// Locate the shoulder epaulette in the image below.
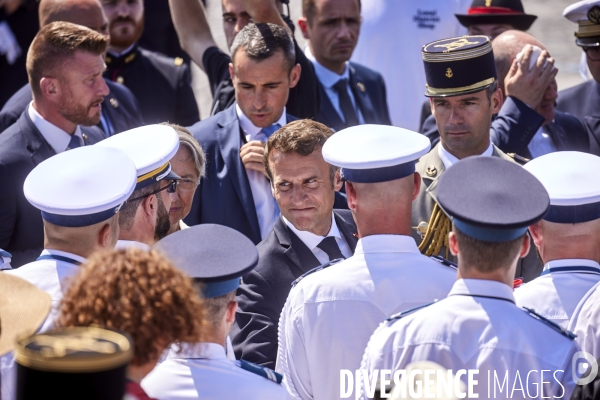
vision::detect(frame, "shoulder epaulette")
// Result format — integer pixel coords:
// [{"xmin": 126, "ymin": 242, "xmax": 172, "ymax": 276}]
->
[
  {"xmin": 386, "ymin": 301, "xmax": 436, "ymax": 322},
  {"xmin": 507, "ymin": 153, "xmax": 530, "ymax": 165},
  {"xmin": 0, "ymin": 250, "xmax": 12, "ymax": 258},
  {"xmin": 429, "ymin": 255, "xmax": 457, "ymax": 270},
  {"xmin": 523, "ymin": 307, "xmax": 577, "ymax": 339},
  {"xmin": 235, "ymin": 360, "xmax": 282, "ymax": 384},
  {"xmin": 291, "ymin": 258, "xmax": 344, "ymax": 287}
]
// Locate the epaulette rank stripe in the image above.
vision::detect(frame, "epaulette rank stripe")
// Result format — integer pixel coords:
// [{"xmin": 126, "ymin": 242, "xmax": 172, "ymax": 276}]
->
[
  {"xmin": 523, "ymin": 307, "xmax": 577, "ymax": 339},
  {"xmin": 236, "ymin": 360, "xmax": 282, "ymax": 384},
  {"xmin": 429, "ymin": 255, "xmax": 458, "ymax": 269},
  {"xmin": 291, "ymin": 258, "xmax": 344, "ymax": 287},
  {"xmin": 386, "ymin": 301, "xmax": 436, "ymax": 322}
]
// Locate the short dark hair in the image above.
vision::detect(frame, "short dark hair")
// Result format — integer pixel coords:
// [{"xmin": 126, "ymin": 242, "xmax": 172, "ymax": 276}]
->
[
  {"xmin": 264, "ymin": 119, "xmax": 337, "ymax": 185},
  {"xmin": 230, "ymin": 23, "xmax": 295, "ymax": 72},
  {"xmin": 26, "ymin": 21, "xmax": 108, "ymax": 96},
  {"xmin": 193, "ymin": 283, "xmax": 236, "ymax": 328},
  {"xmin": 118, "ymin": 181, "xmax": 162, "ymax": 231},
  {"xmin": 485, "ymin": 80, "xmax": 499, "ymax": 103},
  {"xmin": 453, "ymin": 224, "xmax": 525, "ymax": 273},
  {"xmin": 302, "ymin": 0, "xmax": 361, "ymax": 24}
]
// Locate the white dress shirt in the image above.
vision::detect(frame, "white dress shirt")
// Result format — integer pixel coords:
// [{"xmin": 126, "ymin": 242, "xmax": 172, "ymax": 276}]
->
[
  {"xmin": 275, "ymin": 235, "xmax": 456, "ymax": 400},
  {"xmin": 568, "ymin": 280, "xmax": 600, "ymax": 358},
  {"xmin": 237, "ymin": 104, "xmax": 282, "ymax": 240},
  {"xmin": 28, "ymin": 102, "xmax": 83, "ymax": 153},
  {"xmin": 2, "ymin": 249, "xmax": 86, "ymax": 400},
  {"xmin": 142, "ymin": 342, "xmax": 288, "ymax": 399},
  {"xmin": 515, "ymin": 259, "xmax": 600, "ymax": 328},
  {"xmin": 115, "ymin": 240, "xmax": 151, "ymax": 251},
  {"xmin": 527, "ymin": 125, "xmax": 558, "ymax": 158},
  {"xmin": 305, "ymin": 47, "xmax": 364, "ymax": 125},
  {"xmin": 282, "ymin": 213, "xmax": 352, "ymax": 264},
  {"xmin": 359, "ymin": 279, "xmax": 580, "ymax": 400},
  {"xmin": 438, "ymin": 140, "xmax": 494, "ymax": 170}
]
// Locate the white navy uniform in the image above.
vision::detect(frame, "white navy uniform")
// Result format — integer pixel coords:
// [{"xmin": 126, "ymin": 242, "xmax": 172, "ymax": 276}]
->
[
  {"xmin": 568, "ymin": 281, "xmax": 600, "ymax": 358},
  {"xmin": 515, "ymin": 259, "xmax": 600, "ymax": 328},
  {"xmin": 142, "ymin": 342, "xmax": 287, "ymax": 399},
  {"xmin": 359, "ymin": 279, "xmax": 580, "ymax": 400},
  {"xmin": 115, "ymin": 240, "xmax": 151, "ymax": 251},
  {"xmin": 275, "ymin": 235, "xmax": 456, "ymax": 400}
]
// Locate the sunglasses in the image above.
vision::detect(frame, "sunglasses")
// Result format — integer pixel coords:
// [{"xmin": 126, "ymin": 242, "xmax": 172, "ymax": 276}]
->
[{"xmin": 127, "ymin": 180, "xmax": 178, "ymax": 203}]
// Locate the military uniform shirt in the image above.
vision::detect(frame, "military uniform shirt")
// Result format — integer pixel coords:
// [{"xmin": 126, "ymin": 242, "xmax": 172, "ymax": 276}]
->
[
  {"xmin": 515, "ymin": 259, "xmax": 600, "ymax": 328},
  {"xmin": 275, "ymin": 234, "xmax": 456, "ymax": 400},
  {"xmin": 568, "ymin": 281, "xmax": 600, "ymax": 358},
  {"xmin": 141, "ymin": 342, "xmax": 288, "ymax": 399},
  {"xmin": 358, "ymin": 279, "xmax": 579, "ymax": 400}
]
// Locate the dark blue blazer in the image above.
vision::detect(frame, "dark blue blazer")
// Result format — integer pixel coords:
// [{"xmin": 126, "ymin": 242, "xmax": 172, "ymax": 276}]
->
[
  {"xmin": 184, "ymin": 104, "xmax": 298, "ymax": 244},
  {"xmin": 0, "ymin": 80, "xmax": 144, "ymax": 135},
  {"xmin": 316, "ymin": 62, "xmax": 391, "ymax": 132},
  {"xmin": 231, "ymin": 210, "xmax": 358, "ymax": 369},
  {"xmin": 0, "ymin": 108, "xmax": 105, "ymax": 268},
  {"xmin": 557, "ymin": 80, "xmax": 600, "ymax": 156}
]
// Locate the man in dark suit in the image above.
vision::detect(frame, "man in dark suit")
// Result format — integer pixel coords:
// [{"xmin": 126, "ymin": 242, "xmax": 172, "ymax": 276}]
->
[
  {"xmin": 185, "ymin": 23, "xmax": 300, "ymax": 245},
  {"xmin": 0, "ymin": 22, "xmax": 106, "ymax": 268},
  {"xmin": 102, "ymin": 0, "xmax": 199, "ymax": 126},
  {"xmin": 230, "ymin": 120, "xmax": 358, "ymax": 369},
  {"xmin": 298, "ymin": 0, "xmax": 391, "ymax": 131},
  {"xmin": 0, "ymin": 0, "xmax": 144, "ymax": 135}
]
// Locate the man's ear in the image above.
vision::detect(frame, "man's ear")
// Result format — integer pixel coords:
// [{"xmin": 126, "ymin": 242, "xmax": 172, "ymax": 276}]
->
[
  {"xmin": 491, "ymin": 87, "xmax": 503, "ymax": 114},
  {"xmin": 98, "ymin": 222, "xmax": 112, "ymax": 248},
  {"xmin": 333, "ymin": 169, "xmax": 343, "ymax": 192},
  {"xmin": 228, "ymin": 62, "xmax": 235, "ymax": 82},
  {"xmin": 448, "ymin": 231, "xmax": 459, "ymax": 256},
  {"xmin": 141, "ymin": 194, "xmax": 156, "ymax": 217},
  {"xmin": 519, "ymin": 232, "xmax": 531, "ymax": 259},
  {"xmin": 39, "ymin": 77, "xmax": 59, "ymax": 100},
  {"xmin": 412, "ymin": 172, "xmax": 421, "ymax": 201},
  {"xmin": 345, "ymin": 181, "xmax": 357, "ymax": 211},
  {"xmin": 289, "ymin": 63, "xmax": 301, "ymax": 89},
  {"xmin": 225, "ymin": 301, "xmax": 237, "ymax": 324},
  {"xmin": 298, "ymin": 17, "xmax": 310, "ymax": 40}
]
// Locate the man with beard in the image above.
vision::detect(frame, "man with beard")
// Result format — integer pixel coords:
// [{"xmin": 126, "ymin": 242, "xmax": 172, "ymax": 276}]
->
[
  {"xmin": 101, "ymin": 0, "xmax": 199, "ymax": 125},
  {"xmin": 97, "ymin": 124, "xmax": 182, "ymax": 249},
  {"xmin": 0, "ymin": 22, "xmax": 107, "ymax": 268}
]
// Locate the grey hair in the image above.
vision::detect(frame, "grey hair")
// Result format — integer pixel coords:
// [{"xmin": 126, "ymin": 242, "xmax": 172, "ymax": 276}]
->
[{"xmin": 161, "ymin": 123, "xmax": 206, "ymax": 178}]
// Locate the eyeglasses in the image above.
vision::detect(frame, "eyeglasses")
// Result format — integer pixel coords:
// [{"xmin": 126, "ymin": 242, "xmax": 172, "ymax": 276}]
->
[
  {"xmin": 583, "ymin": 46, "xmax": 600, "ymax": 62},
  {"xmin": 177, "ymin": 178, "xmax": 200, "ymax": 193},
  {"xmin": 127, "ymin": 180, "xmax": 178, "ymax": 203}
]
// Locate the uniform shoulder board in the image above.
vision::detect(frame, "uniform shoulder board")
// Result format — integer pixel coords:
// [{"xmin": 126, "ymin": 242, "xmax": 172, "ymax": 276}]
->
[
  {"xmin": 429, "ymin": 255, "xmax": 457, "ymax": 270},
  {"xmin": 174, "ymin": 57, "xmax": 184, "ymax": 66},
  {"xmin": 507, "ymin": 153, "xmax": 530, "ymax": 165},
  {"xmin": 386, "ymin": 301, "xmax": 436, "ymax": 322},
  {"xmin": 235, "ymin": 360, "xmax": 282, "ymax": 384},
  {"xmin": 291, "ymin": 258, "xmax": 344, "ymax": 287},
  {"xmin": 523, "ymin": 307, "xmax": 576, "ymax": 339}
]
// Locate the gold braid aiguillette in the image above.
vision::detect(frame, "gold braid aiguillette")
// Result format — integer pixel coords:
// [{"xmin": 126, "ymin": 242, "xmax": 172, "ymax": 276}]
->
[{"xmin": 418, "ymin": 203, "xmax": 451, "ymax": 258}]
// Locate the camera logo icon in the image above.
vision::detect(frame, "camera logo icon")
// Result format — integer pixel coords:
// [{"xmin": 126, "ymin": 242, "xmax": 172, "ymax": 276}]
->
[{"xmin": 573, "ymin": 351, "xmax": 598, "ymax": 385}]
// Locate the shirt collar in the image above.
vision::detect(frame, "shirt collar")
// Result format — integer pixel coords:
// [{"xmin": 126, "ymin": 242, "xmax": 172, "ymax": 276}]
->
[
  {"xmin": 304, "ymin": 46, "xmax": 350, "ymax": 88},
  {"xmin": 28, "ymin": 102, "xmax": 82, "ymax": 154},
  {"xmin": 542, "ymin": 259, "xmax": 600, "ymax": 273},
  {"xmin": 107, "ymin": 43, "xmax": 136, "ymax": 58},
  {"xmin": 355, "ymin": 234, "xmax": 420, "ymax": 255},
  {"xmin": 41, "ymin": 249, "xmax": 87, "ymax": 265},
  {"xmin": 448, "ymin": 278, "xmax": 515, "ymax": 302},
  {"xmin": 166, "ymin": 342, "xmax": 226, "ymax": 361},
  {"xmin": 236, "ymin": 104, "xmax": 287, "ymax": 140},
  {"xmin": 438, "ymin": 141, "xmax": 493, "ymax": 170},
  {"xmin": 115, "ymin": 240, "xmax": 151, "ymax": 251},
  {"xmin": 282, "ymin": 213, "xmax": 341, "ymax": 251}
]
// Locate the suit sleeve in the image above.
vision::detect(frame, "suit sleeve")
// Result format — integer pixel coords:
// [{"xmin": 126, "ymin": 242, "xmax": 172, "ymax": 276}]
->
[
  {"xmin": 490, "ymin": 96, "xmax": 544, "ymax": 155},
  {"xmin": 0, "ymin": 160, "xmax": 16, "ymax": 250},
  {"xmin": 232, "ymin": 269, "xmax": 284, "ymax": 370},
  {"xmin": 175, "ymin": 63, "xmax": 200, "ymax": 126}
]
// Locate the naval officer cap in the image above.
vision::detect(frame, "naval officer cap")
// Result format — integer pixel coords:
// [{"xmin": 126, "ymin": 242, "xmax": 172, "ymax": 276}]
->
[
  {"xmin": 322, "ymin": 125, "xmax": 430, "ymax": 183},
  {"xmin": 154, "ymin": 224, "xmax": 259, "ymax": 298},
  {"xmin": 422, "ymin": 35, "xmax": 497, "ymax": 97},
  {"xmin": 524, "ymin": 151, "xmax": 600, "ymax": 223},
  {"xmin": 23, "ymin": 146, "xmax": 137, "ymax": 227},
  {"xmin": 437, "ymin": 157, "xmax": 549, "ymax": 242},
  {"xmin": 564, "ymin": 0, "xmax": 600, "ymax": 47},
  {"xmin": 97, "ymin": 124, "xmax": 181, "ymax": 190}
]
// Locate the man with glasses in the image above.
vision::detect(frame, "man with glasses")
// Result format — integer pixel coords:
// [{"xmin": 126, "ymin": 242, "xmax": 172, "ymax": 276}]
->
[
  {"xmin": 97, "ymin": 124, "xmax": 181, "ymax": 250},
  {"xmin": 559, "ymin": 1, "xmax": 600, "ymax": 155}
]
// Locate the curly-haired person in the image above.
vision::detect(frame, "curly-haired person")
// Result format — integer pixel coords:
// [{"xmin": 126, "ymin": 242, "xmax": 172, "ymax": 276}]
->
[{"xmin": 57, "ymin": 248, "xmax": 206, "ymax": 400}]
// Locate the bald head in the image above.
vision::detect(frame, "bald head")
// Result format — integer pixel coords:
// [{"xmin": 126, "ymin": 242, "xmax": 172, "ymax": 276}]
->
[
  {"xmin": 39, "ymin": 0, "xmax": 109, "ymax": 37},
  {"xmin": 493, "ymin": 30, "xmax": 545, "ymax": 91}
]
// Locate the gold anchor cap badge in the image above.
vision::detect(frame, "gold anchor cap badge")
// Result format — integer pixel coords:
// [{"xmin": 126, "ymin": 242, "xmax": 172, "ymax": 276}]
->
[
  {"xmin": 485, "ymin": 0, "xmax": 492, "ymax": 7},
  {"xmin": 445, "ymin": 68, "xmax": 453, "ymax": 78}
]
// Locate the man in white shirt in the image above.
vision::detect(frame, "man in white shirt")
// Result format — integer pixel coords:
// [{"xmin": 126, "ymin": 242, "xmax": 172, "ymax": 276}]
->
[
  {"xmin": 276, "ymin": 125, "xmax": 457, "ymax": 400},
  {"xmin": 1, "ymin": 144, "xmax": 137, "ymax": 399},
  {"xmin": 231, "ymin": 119, "xmax": 358, "ymax": 369},
  {"xmin": 0, "ymin": 22, "xmax": 107, "ymax": 268}
]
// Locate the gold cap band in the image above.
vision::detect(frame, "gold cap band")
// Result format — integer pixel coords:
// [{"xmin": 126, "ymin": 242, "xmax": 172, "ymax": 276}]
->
[
  {"xmin": 576, "ymin": 20, "xmax": 600, "ymax": 38},
  {"xmin": 425, "ymin": 78, "xmax": 496, "ymax": 96},
  {"xmin": 136, "ymin": 162, "xmax": 169, "ymax": 183}
]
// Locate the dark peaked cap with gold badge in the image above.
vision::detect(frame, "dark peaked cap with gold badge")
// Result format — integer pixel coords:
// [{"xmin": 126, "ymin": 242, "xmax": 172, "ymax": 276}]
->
[{"xmin": 422, "ymin": 35, "xmax": 497, "ymax": 98}]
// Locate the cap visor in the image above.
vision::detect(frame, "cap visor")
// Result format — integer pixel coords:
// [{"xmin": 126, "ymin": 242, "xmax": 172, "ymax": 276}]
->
[{"xmin": 162, "ymin": 170, "xmax": 181, "ymax": 181}]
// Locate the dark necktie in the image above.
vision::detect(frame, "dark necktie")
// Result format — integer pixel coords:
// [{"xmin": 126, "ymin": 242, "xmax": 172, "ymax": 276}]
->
[
  {"xmin": 317, "ymin": 236, "xmax": 345, "ymax": 261},
  {"xmin": 68, "ymin": 135, "xmax": 81, "ymax": 150},
  {"xmin": 333, "ymin": 78, "xmax": 359, "ymax": 127}
]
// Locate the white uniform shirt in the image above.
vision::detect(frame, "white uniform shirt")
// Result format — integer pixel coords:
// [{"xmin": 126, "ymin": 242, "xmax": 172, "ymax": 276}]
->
[
  {"xmin": 142, "ymin": 342, "xmax": 288, "ymax": 399},
  {"xmin": 359, "ymin": 279, "xmax": 580, "ymax": 400},
  {"xmin": 2, "ymin": 249, "xmax": 85, "ymax": 400},
  {"xmin": 282, "ymin": 213, "xmax": 353, "ymax": 265},
  {"xmin": 237, "ymin": 105, "xmax": 283, "ymax": 240},
  {"xmin": 115, "ymin": 240, "xmax": 151, "ymax": 251},
  {"xmin": 28, "ymin": 102, "xmax": 84, "ymax": 152},
  {"xmin": 568, "ymin": 280, "xmax": 600, "ymax": 358},
  {"xmin": 275, "ymin": 234, "xmax": 456, "ymax": 400},
  {"xmin": 438, "ymin": 141, "xmax": 493, "ymax": 169},
  {"xmin": 350, "ymin": 0, "xmax": 470, "ymax": 130},
  {"xmin": 515, "ymin": 259, "xmax": 600, "ymax": 328}
]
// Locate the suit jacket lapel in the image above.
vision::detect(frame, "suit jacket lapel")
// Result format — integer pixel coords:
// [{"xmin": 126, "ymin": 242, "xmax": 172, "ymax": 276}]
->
[
  {"xmin": 20, "ymin": 107, "xmax": 55, "ymax": 166},
  {"xmin": 334, "ymin": 212, "xmax": 358, "ymax": 252},
  {"xmin": 349, "ymin": 63, "xmax": 376, "ymax": 123},
  {"xmin": 216, "ymin": 105, "xmax": 261, "ymax": 241},
  {"xmin": 420, "ymin": 144, "xmax": 446, "ymax": 205},
  {"xmin": 273, "ymin": 217, "xmax": 320, "ymax": 276}
]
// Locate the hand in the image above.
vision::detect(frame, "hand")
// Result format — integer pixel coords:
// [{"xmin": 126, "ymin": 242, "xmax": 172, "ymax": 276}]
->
[
  {"xmin": 240, "ymin": 140, "xmax": 268, "ymax": 177},
  {"xmin": 504, "ymin": 45, "xmax": 558, "ymax": 110}
]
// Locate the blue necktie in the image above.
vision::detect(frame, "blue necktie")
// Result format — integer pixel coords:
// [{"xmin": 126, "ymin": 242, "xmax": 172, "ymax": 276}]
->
[
  {"xmin": 68, "ymin": 135, "xmax": 81, "ymax": 150},
  {"xmin": 256, "ymin": 123, "xmax": 281, "ymax": 142}
]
